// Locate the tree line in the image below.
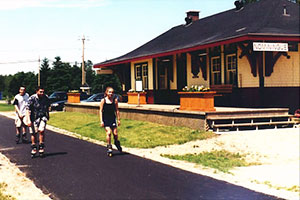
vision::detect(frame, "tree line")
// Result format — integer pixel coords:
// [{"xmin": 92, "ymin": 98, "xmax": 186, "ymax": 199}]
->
[
  {"xmin": 243, "ymin": 0, "xmax": 299, "ymax": 3},
  {"xmin": 0, "ymin": 56, "xmax": 122, "ymax": 100}
]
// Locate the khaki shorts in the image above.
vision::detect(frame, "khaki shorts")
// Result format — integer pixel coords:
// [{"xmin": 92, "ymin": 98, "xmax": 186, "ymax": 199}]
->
[
  {"xmin": 30, "ymin": 117, "xmax": 48, "ymax": 133},
  {"xmin": 15, "ymin": 116, "xmax": 27, "ymax": 128}
]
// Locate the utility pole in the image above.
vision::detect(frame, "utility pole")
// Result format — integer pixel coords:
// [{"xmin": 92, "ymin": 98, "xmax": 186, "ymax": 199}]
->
[
  {"xmin": 79, "ymin": 35, "xmax": 91, "ymax": 94},
  {"xmin": 81, "ymin": 35, "xmax": 86, "ymax": 86},
  {"xmin": 38, "ymin": 56, "xmax": 41, "ymax": 87}
]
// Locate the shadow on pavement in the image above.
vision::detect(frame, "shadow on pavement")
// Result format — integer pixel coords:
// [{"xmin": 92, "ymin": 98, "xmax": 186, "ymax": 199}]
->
[
  {"xmin": 43, "ymin": 152, "xmax": 68, "ymax": 158},
  {"xmin": 111, "ymin": 152, "xmax": 130, "ymax": 157}
]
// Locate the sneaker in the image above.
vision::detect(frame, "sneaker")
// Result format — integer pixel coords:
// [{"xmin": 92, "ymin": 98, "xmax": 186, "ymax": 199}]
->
[
  {"xmin": 114, "ymin": 140, "xmax": 122, "ymax": 153},
  {"xmin": 16, "ymin": 134, "xmax": 20, "ymax": 144},
  {"xmin": 39, "ymin": 143, "xmax": 45, "ymax": 154},
  {"xmin": 31, "ymin": 144, "xmax": 37, "ymax": 155},
  {"xmin": 22, "ymin": 136, "xmax": 28, "ymax": 143}
]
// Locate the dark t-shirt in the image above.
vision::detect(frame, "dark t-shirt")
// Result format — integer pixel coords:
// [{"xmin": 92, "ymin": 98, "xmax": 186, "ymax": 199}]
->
[
  {"xmin": 102, "ymin": 97, "xmax": 116, "ymax": 121},
  {"xmin": 27, "ymin": 94, "xmax": 50, "ymax": 121}
]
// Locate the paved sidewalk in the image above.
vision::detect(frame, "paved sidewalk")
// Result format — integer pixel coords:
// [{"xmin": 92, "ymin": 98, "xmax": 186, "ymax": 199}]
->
[
  {"xmin": 0, "ymin": 113, "xmax": 281, "ymax": 200},
  {"xmin": 1, "ymin": 111, "xmax": 299, "ymax": 199}
]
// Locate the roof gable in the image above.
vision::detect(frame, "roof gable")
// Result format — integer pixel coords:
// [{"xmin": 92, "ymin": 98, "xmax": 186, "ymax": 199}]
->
[{"xmin": 95, "ymin": 0, "xmax": 299, "ymax": 68}]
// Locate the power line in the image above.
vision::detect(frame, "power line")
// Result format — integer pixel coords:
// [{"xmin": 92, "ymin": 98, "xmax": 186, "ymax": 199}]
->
[
  {"xmin": 0, "ymin": 59, "xmax": 81, "ymax": 65},
  {"xmin": 0, "ymin": 60, "xmax": 39, "ymax": 65}
]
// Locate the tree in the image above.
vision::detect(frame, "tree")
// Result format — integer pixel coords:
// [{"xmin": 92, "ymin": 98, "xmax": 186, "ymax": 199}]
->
[
  {"xmin": 244, "ymin": 0, "xmax": 258, "ymax": 3},
  {"xmin": 0, "ymin": 75, "xmax": 6, "ymax": 99},
  {"xmin": 85, "ymin": 60, "xmax": 96, "ymax": 87},
  {"xmin": 1, "ymin": 56, "xmax": 123, "ymax": 97},
  {"xmin": 7, "ymin": 72, "xmax": 36, "ymax": 96},
  {"xmin": 69, "ymin": 63, "xmax": 81, "ymax": 90},
  {"xmin": 243, "ymin": 0, "xmax": 299, "ymax": 4},
  {"xmin": 0, "ymin": 75, "xmax": 5, "ymax": 92},
  {"xmin": 47, "ymin": 56, "xmax": 73, "ymax": 93},
  {"xmin": 40, "ymin": 58, "xmax": 51, "ymax": 92},
  {"xmin": 92, "ymin": 74, "xmax": 122, "ymax": 94}
]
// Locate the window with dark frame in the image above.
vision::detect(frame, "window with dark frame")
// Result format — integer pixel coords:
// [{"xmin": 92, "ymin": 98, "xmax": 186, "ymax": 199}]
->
[{"xmin": 159, "ymin": 64, "xmax": 167, "ymax": 90}]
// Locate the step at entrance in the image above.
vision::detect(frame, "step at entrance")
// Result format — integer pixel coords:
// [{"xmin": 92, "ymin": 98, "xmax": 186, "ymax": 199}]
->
[{"xmin": 206, "ymin": 108, "xmax": 299, "ymax": 133}]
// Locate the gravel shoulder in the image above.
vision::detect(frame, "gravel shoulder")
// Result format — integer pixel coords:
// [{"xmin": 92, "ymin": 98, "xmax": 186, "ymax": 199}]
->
[{"xmin": 0, "ymin": 111, "xmax": 299, "ymax": 200}]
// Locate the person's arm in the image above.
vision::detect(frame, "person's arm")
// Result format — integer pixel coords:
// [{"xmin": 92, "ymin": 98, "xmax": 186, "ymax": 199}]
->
[
  {"xmin": 12, "ymin": 98, "xmax": 21, "ymax": 117},
  {"xmin": 114, "ymin": 98, "xmax": 120, "ymax": 126},
  {"xmin": 99, "ymin": 99, "xmax": 104, "ymax": 127},
  {"xmin": 45, "ymin": 95, "xmax": 50, "ymax": 120},
  {"xmin": 25, "ymin": 97, "xmax": 32, "ymax": 127}
]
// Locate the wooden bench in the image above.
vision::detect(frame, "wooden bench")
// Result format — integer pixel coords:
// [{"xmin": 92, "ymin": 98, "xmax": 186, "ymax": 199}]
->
[{"xmin": 210, "ymin": 84, "xmax": 233, "ymax": 95}]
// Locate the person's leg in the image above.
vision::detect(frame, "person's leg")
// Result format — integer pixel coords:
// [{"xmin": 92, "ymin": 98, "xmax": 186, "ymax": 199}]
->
[
  {"xmin": 30, "ymin": 126, "xmax": 38, "ymax": 156},
  {"xmin": 39, "ymin": 131, "xmax": 45, "ymax": 144},
  {"xmin": 105, "ymin": 127, "xmax": 112, "ymax": 145},
  {"xmin": 37, "ymin": 118, "xmax": 47, "ymax": 155},
  {"xmin": 15, "ymin": 118, "xmax": 22, "ymax": 144},
  {"xmin": 113, "ymin": 128, "xmax": 122, "ymax": 152},
  {"xmin": 112, "ymin": 127, "xmax": 118, "ymax": 141},
  {"xmin": 105, "ymin": 127, "xmax": 113, "ymax": 155},
  {"xmin": 31, "ymin": 132, "xmax": 36, "ymax": 144},
  {"xmin": 16, "ymin": 127, "xmax": 21, "ymax": 143},
  {"xmin": 38, "ymin": 131, "xmax": 45, "ymax": 155},
  {"xmin": 21, "ymin": 118, "xmax": 28, "ymax": 142}
]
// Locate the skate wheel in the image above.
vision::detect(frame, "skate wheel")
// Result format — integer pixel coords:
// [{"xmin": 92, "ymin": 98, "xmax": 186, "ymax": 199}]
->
[{"xmin": 107, "ymin": 153, "xmax": 113, "ymax": 157}]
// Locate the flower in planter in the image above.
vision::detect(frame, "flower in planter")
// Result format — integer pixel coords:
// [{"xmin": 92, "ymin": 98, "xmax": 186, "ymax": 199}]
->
[
  {"xmin": 68, "ymin": 90, "xmax": 80, "ymax": 93},
  {"xmin": 128, "ymin": 89, "xmax": 145, "ymax": 93},
  {"xmin": 182, "ymin": 85, "xmax": 210, "ymax": 92},
  {"xmin": 128, "ymin": 89, "xmax": 135, "ymax": 93}
]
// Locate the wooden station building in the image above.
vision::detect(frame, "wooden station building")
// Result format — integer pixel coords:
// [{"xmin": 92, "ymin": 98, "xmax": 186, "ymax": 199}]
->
[{"xmin": 94, "ymin": 0, "xmax": 300, "ymax": 113}]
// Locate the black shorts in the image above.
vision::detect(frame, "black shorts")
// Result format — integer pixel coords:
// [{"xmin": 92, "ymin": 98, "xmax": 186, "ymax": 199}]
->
[{"xmin": 103, "ymin": 119, "xmax": 117, "ymax": 128}]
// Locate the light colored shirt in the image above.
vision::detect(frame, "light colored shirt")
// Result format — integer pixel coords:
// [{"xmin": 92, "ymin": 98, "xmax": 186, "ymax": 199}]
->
[{"xmin": 13, "ymin": 93, "xmax": 29, "ymax": 116}]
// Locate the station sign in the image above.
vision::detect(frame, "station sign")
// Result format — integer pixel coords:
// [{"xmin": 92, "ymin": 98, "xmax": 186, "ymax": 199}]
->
[{"xmin": 253, "ymin": 42, "xmax": 288, "ymax": 52}]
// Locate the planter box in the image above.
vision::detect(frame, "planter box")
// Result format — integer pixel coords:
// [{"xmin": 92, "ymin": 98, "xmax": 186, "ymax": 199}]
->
[
  {"xmin": 67, "ymin": 93, "xmax": 80, "ymax": 103},
  {"xmin": 178, "ymin": 91, "xmax": 216, "ymax": 111},
  {"xmin": 127, "ymin": 92, "xmax": 147, "ymax": 104}
]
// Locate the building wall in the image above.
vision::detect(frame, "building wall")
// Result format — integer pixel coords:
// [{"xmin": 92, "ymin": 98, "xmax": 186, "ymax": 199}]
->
[
  {"xmin": 170, "ymin": 55, "xmax": 177, "ymax": 90},
  {"xmin": 237, "ymin": 47, "xmax": 260, "ymax": 88},
  {"xmin": 186, "ymin": 53, "xmax": 209, "ymax": 88},
  {"xmin": 185, "ymin": 46, "xmax": 265, "ymax": 89},
  {"xmin": 265, "ymin": 45, "xmax": 300, "ymax": 87},
  {"xmin": 130, "ymin": 59, "xmax": 154, "ymax": 91},
  {"xmin": 236, "ymin": 45, "xmax": 300, "ymax": 88}
]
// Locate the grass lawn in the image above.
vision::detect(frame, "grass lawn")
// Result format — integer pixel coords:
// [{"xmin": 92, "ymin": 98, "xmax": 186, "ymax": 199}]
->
[
  {"xmin": 49, "ymin": 112, "xmax": 215, "ymax": 148},
  {"xmin": 162, "ymin": 150, "xmax": 255, "ymax": 173},
  {"xmin": 0, "ymin": 104, "xmax": 14, "ymax": 112}
]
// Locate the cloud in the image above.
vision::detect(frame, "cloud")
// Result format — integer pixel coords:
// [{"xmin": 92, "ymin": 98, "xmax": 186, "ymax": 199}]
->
[{"xmin": 0, "ymin": 0, "xmax": 106, "ymax": 10}]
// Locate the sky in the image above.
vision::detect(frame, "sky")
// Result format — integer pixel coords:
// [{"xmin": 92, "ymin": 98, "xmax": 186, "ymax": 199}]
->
[{"xmin": 0, "ymin": 0, "xmax": 236, "ymax": 75}]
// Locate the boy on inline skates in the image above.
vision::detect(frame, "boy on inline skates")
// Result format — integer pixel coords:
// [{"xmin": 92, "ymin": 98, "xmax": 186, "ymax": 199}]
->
[{"xmin": 26, "ymin": 87, "xmax": 50, "ymax": 158}]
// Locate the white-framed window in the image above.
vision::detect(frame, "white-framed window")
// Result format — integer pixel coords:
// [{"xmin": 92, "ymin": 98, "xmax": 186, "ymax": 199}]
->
[
  {"xmin": 225, "ymin": 54, "xmax": 237, "ymax": 85},
  {"xmin": 135, "ymin": 63, "xmax": 148, "ymax": 90},
  {"xmin": 211, "ymin": 56, "xmax": 221, "ymax": 85}
]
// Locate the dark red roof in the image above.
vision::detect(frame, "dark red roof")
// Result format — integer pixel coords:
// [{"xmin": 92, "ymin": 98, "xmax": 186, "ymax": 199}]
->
[{"xmin": 94, "ymin": 0, "xmax": 300, "ymax": 68}]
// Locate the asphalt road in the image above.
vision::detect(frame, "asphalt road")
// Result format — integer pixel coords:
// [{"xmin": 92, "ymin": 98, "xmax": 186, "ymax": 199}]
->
[{"xmin": 0, "ymin": 115, "xmax": 281, "ymax": 200}]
